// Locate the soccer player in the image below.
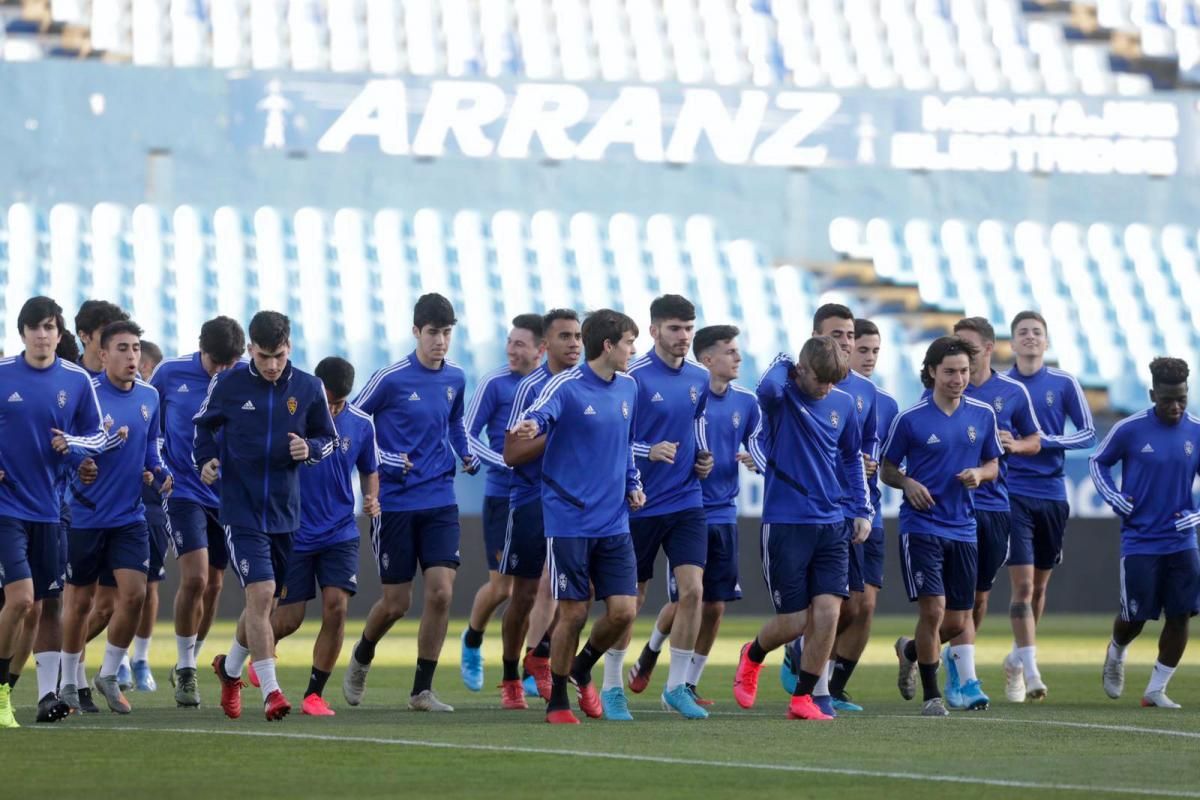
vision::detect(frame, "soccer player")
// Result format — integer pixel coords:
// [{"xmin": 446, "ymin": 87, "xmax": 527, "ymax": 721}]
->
[
  {"xmin": 131, "ymin": 339, "xmax": 168, "ymax": 691},
  {"xmin": 732, "ymin": 336, "xmax": 871, "ymax": 721},
  {"xmin": 150, "ymin": 315, "xmax": 246, "ymax": 707},
  {"xmin": 510, "ymin": 309, "xmax": 644, "ymax": 724},
  {"xmin": 0, "ymin": 296, "xmax": 105, "ymax": 728},
  {"xmin": 342, "ymin": 293, "xmax": 480, "ymax": 713},
  {"xmin": 500, "ymin": 309, "xmax": 583, "ymax": 709},
  {"xmin": 270, "ymin": 357, "xmax": 379, "ymax": 717},
  {"xmin": 1093, "ymin": 357, "xmax": 1200, "ymax": 709},
  {"xmin": 940, "ymin": 318, "xmax": 1042, "ymax": 711},
  {"xmin": 459, "ymin": 314, "xmax": 545, "ymax": 692},
  {"xmin": 883, "ymin": 336, "xmax": 1001, "ymax": 717},
  {"xmin": 74, "ymin": 300, "xmax": 129, "ymax": 376},
  {"xmin": 1003, "ymin": 311, "xmax": 1096, "ymax": 701},
  {"xmin": 203, "ymin": 311, "xmax": 337, "ymax": 721},
  {"xmin": 60, "ymin": 320, "xmax": 172, "ymax": 714},
  {"xmin": 616, "ymin": 295, "xmax": 712, "ymax": 721}
]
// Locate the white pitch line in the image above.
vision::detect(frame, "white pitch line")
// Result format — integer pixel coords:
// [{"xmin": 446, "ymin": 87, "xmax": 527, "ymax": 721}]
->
[
  {"xmin": 52, "ymin": 726, "xmax": 1200, "ymax": 799},
  {"xmin": 890, "ymin": 714, "xmax": 1200, "ymax": 740}
]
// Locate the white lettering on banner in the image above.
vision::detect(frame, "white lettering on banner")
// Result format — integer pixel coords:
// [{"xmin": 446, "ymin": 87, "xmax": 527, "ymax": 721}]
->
[
  {"xmin": 751, "ymin": 92, "xmax": 840, "ymax": 167},
  {"xmin": 576, "ymin": 86, "xmax": 665, "ymax": 162},
  {"xmin": 317, "ymin": 80, "xmax": 410, "ymax": 155},
  {"xmin": 665, "ymin": 89, "xmax": 768, "ymax": 164},
  {"xmin": 412, "ymin": 81, "xmax": 507, "ymax": 158},
  {"xmin": 496, "ymin": 83, "xmax": 590, "ymax": 160}
]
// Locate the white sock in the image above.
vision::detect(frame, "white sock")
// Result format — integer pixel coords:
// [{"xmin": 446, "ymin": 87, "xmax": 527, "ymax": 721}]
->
[
  {"xmin": 176, "ymin": 634, "xmax": 197, "ymax": 669},
  {"xmin": 1146, "ymin": 661, "xmax": 1176, "ymax": 695},
  {"xmin": 1016, "ymin": 645, "xmax": 1040, "ymax": 680},
  {"xmin": 685, "ymin": 654, "xmax": 708, "ymax": 687},
  {"xmin": 121, "ymin": 653, "xmax": 131, "ymax": 671},
  {"xmin": 648, "ymin": 626, "xmax": 668, "ymax": 653},
  {"xmin": 813, "ymin": 659, "xmax": 831, "ymax": 696},
  {"xmin": 225, "ymin": 638, "xmax": 250, "ymax": 678},
  {"xmin": 100, "ymin": 642, "xmax": 127, "ymax": 679},
  {"xmin": 77, "ymin": 653, "xmax": 88, "ymax": 687},
  {"xmin": 61, "ymin": 652, "xmax": 82, "ymax": 689},
  {"xmin": 1108, "ymin": 640, "xmax": 1128, "ymax": 662},
  {"xmin": 132, "ymin": 636, "xmax": 151, "ymax": 663},
  {"xmin": 34, "ymin": 651, "xmax": 60, "ymax": 698},
  {"xmin": 602, "ymin": 648, "xmax": 626, "ymax": 691},
  {"xmin": 949, "ymin": 644, "xmax": 978, "ymax": 683},
  {"xmin": 194, "ymin": 639, "xmax": 205, "ymax": 661},
  {"xmin": 666, "ymin": 647, "xmax": 693, "ymax": 691},
  {"xmin": 253, "ymin": 658, "xmax": 280, "ymax": 700}
]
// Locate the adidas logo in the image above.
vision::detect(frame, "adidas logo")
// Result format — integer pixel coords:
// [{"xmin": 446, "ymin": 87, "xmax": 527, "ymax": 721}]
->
[
  {"xmin": 241, "ymin": 400, "xmax": 256, "ymax": 411},
  {"xmin": 7, "ymin": 392, "xmax": 21, "ymax": 402},
  {"xmin": 927, "ymin": 434, "xmax": 941, "ymax": 444},
  {"xmin": 350, "ymin": 574, "xmax": 357, "ymax": 585},
  {"xmin": 178, "ymin": 384, "xmax": 190, "ymax": 393},
  {"xmin": 408, "ymin": 392, "xmax": 421, "ymax": 401},
  {"xmin": 651, "ymin": 392, "xmax": 664, "ymax": 402},
  {"xmin": 584, "ymin": 405, "xmax": 597, "ymax": 415},
  {"xmin": 1142, "ymin": 443, "xmax": 1155, "ymax": 453}
]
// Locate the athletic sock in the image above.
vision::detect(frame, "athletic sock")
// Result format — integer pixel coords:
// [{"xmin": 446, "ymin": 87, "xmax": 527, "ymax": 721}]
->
[
  {"xmin": 121, "ymin": 653, "xmax": 132, "ymax": 672},
  {"xmin": 411, "ymin": 658, "xmax": 437, "ymax": 696},
  {"xmin": 648, "ymin": 625, "xmax": 668, "ymax": 653},
  {"xmin": 306, "ymin": 666, "xmax": 331, "ymax": 698},
  {"xmin": 99, "ymin": 642, "xmax": 127, "ymax": 679},
  {"xmin": 600, "ymin": 647, "xmax": 625, "ymax": 690},
  {"xmin": 6, "ymin": 674, "xmax": 17, "ymax": 689},
  {"xmin": 176, "ymin": 634, "xmax": 198, "ymax": 670},
  {"xmin": 253, "ymin": 658, "xmax": 280, "ymax": 699},
  {"xmin": 1146, "ymin": 661, "xmax": 1176, "ymax": 695},
  {"xmin": 572, "ymin": 642, "xmax": 603, "ymax": 687},
  {"xmin": 829, "ymin": 656, "xmax": 858, "ymax": 699},
  {"xmin": 813, "ymin": 660, "xmax": 832, "ymax": 696},
  {"xmin": 1108, "ymin": 639, "xmax": 1128, "ymax": 662},
  {"xmin": 225, "ymin": 638, "xmax": 250, "ymax": 679},
  {"xmin": 795, "ymin": 669, "xmax": 820, "ymax": 697},
  {"xmin": 132, "ymin": 636, "xmax": 151, "ymax": 663},
  {"xmin": 685, "ymin": 653, "xmax": 708, "ymax": 687},
  {"xmin": 0, "ymin": 656, "xmax": 10, "ymax": 686},
  {"xmin": 949, "ymin": 644, "xmax": 978, "ymax": 683},
  {"xmin": 503, "ymin": 658, "xmax": 520, "ymax": 682},
  {"xmin": 34, "ymin": 651, "xmax": 60, "ymax": 698},
  {"xmin": 61, "ymin": 652, "xmax": 82, "ymax": 688},
  {"xmin": 193, "ymin": 639, "xmax": 205, "ymax": 661},
  {"xmin": 77, "ymin": 654, "xmax": 88, "ymax": 687},
  {"xmin": 665, "ymin": 648, "xmax": 693, "ymax": 692},
  {"xmin": 904, "ymin": 639, "xmax": 918, "ymax": 662},
  {"xmin": 548, "ymin": 672, "xmax": 570, "ymax": 711},
  {"xmin": 464, "ymin": 626, "xmax": 484, "ymax": 649},
  {"xmin": 532, "ymin": 634, "xmax": 551, "ymax": 659},
  {"xmin": 747, "ymin": 637, "xmax": 768, "ymax": 664},
  {"xmin": 354, "ymin": 635, "xmax": 378, "ymax": 665},
  {"xmin": 918, "ymin": 661, "xmax": 940, "ymax": 700},
  {"xmin": 1016, "ymin": 645, "xmax": 1040, "ymax": 681}
]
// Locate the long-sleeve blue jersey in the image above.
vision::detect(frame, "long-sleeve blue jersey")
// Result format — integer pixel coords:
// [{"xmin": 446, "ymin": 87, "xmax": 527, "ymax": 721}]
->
[
  {"xmin": 296, "ymin": 403, "xmax": 379, "ymax": 552},
  {"xmin": 0, "ymin": 355, "xmax": 105, "ymax": 523},
  {"xmin": 1005, "ymin": 365, "xmax": 1096, "ymax": 501},
  {"xmin": 701, "ymin": 382, "xmax": 764, "ymax": 524},
  {"xmin": 465, "ymin": 366, "xmax": 523, "ymax": 498},
  {"xmin": 757, "ymin": 358, "xmax": 870, "ymax": 525},
  {"xmin": 883, "ymin": 396, "xmax": 1003, "ymax": 542},
  {"xmin": 870, "ymin": 387, "xmax": 899, "ymax": 530},
  {"xmin": 837, "ymin": 370, "xmax": 878, "ymax": 519},
  {"xmin": 68, "ymin": 373, "xmax": 169, "ymax": 528},
  {"xmin": 1090, "ymin": 409, "xmax": 1200, "ymax": 557},
  {"xmin": 964, "ymin": 370, "xmax": 1042, "ymax": 512},
  {"xmin": 522, "ymin": 362, "xmax": 641, "ymax": 538},
  {"xmin": 627, "ymin": 350, "xmax": 708, "ymax": 518},
  {"xmin": 354, "ymin": 352, "xmax": 472, "ymax": 512},
  {"xmin": 506, "ymin": 363, "xmax": 554, "ymax": 510},
  {"xmin": 193, "ymin": 361, "xmax": 337, "ymax": 532},
  {"xmin": 151, "ymin": 353, "xmax": 247, "ymax": 507}
]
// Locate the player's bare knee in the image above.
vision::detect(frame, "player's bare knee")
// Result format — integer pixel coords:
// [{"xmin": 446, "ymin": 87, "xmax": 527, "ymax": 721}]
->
[
  {"xmin": 4, "ymin": 590, "xmax": 35, "ymax": 619},
  {"xmin": 178, "ymin": 572, "xmax": 206, "ymax": 598},
  {"xmin": 425, "ymin": 584, "xmax": 452, "ymax": 613},
  {"xmin": 1009, "ymin": 600, "xmax": 1033, "ymax": 619}
]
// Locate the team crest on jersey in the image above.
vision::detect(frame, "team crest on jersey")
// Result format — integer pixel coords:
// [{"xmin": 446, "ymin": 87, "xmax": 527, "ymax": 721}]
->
[
  {"xmin": 993, "ymin": 395, "xmax": 1004, "ymax": 412},
  {"xmin": 856, "ymin": 395, "xmax": 864, "ymax": 414},
  {"xmin": 57, "ymin": 390, "xmax": 67, "ymax": 408},
  {"xmin": 621, "ymin": 400, "xmax": 630, "ymax": 419},
  {"xmin": 830, "ymin": 410, "xmax": 840, "ymax": 428},
  {"xmin": 1187, "ymin": 441, "xmax": 1195, "ymax": 456},
  {"xmin": 689, "ymin": 385, "xmax": 699, "ymax": 405},
  {"xmin": 341, "ymin": 436, "xmax": 351, "ymax": 453},
  {"xmin": 967, "ymin": 425, "xmax": 977, "ymax": 443},
  {"xmin": 1045, "ymin": 390, "xmax": 1055, "ymax": 407},
  {"xmin": 446, "ymin": 386, "xmax": 456, "ymax": 403},
  {"xmin": 239, "ymin": 558, "xmax": 250, "ymax": 576},
  {"xmin": 287, "ymin": 396, "xmax": 298, "ymax": 415},
  {"xmin": 732, "ymin": 411, "xmax": 742, "ymax": 429},
  {"xmin": 140, "ymin": 404, "xmax": 149, "ymax": 422}
]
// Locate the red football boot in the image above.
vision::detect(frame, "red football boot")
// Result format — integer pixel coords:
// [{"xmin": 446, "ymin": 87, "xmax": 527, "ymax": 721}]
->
[
  {"xmin": 264, "ymin": 689, "xmax": 292, "ymax": 721},
  {"xmin": 500, "ymin": 679, "xmax": 529, "ymax": 710},
  {"xmin": 733, "ymin": 642, "xmax": 763, "ymax": 709},
  {"xmin": 211, "ymin": 655, "xmax": 245, "ymax": 720},
  {"xmin": 787, "ymin": 693, "xmax": 834, "ymax": 721},
  {"xmin": 523, "ymin": 653, "xmax": 552, "ymax": 701}
]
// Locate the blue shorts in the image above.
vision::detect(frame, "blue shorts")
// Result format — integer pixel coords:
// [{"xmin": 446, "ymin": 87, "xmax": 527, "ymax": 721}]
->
[
  {"xmin": 374, "ymin": 505, "xmax": 460, "ymax": 584},
  {"xmin": 548, "ymin": 534, "xmax": 637, "ymax": 601},
  {"xmin": 68, "ymin": 522, "xmax": 150, "ymax": 587},
  {"xmin": 975, "ymin": 510, "xmax": 1011, "ymax": 592},
  {"xmin": 669, "ymin": 523, "xmax": 741, "ymax": 603},
  {"xmin": 482, "ymin": 495, "xmax": 510, "ymax": 572},
  {"xmin": 225, "ymin": 527, "xmax": 293, "ymax": 592},
  {"xmin": 899, "ymin": 532, "xmax": 977, "ymax": 611},
  {"xmin": 1120, "ymin": 549, "xmax": 1200, "ymax": 622},
  {"xmin": 1008, "ymin": 495, "xmax": 1069, "ymax": 570},
  {"xmin": 279, "ymin": 537, "xmax": 360, "ymax": 606},
  {"xmin": 846, "ymin": 519, "xmax": 869, "ymax": 593},
  {"xmin": 0, "ymin": 516, "xmax": 63, "ymax": 600},
  {"xmin": 100, "ymin": 521, "xmax": 169, "ymax": 587},
  {"xmin": 760, "ymin": 522, "xmax": 849, "ymax": 614},
  {"xmin": 862, "ymin": 526, "xmax": 885, "ymax": 589},
  {"xmin": 499, "ymin": 500, "xmax": 546, "ymax": 580},
  {"xmin": 167, "ymin": 499, "xmax": 229, "ymax": 570},
  {"xmin": 631, "ymin": 507, "xmax": 708, "ymax": 583}
]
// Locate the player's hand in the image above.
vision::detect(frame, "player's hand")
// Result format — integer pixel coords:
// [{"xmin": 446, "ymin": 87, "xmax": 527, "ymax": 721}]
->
[
  {"xmin": 862, "ymin": 455, "xmax": 878, "ymax": 479},
  {"xmin": 736, "ymin": 452, "xmax": 759, "ymax": 472},
  {"xmin": 852, "ymin": 517, "xmax": 871, "ymax": 544},
  {"xmin": 50, "ymin": 428, "xmax": 70, "ymax": 454},
  {"xmin": 143, "ymin": 470, "xmax": 154, "ymax": 485},
  {"xmin": 200, "ymin": 458, "xmax": 221, "ymax": 485},
  {"xmin": 513, "ymin": 419, "xmax": 540, "ymax": 440},
  {"xmin": 362, "ymin": 494, "xmax": 381, "ymax": 517},
  {"xmin": 462, "ymin": 455, "xmax": 480, "ymax": 475},
  {"xmin": 0, "ymin": 469, "xmax": 6, "ymax": 482},
  {"xmin": 115, "ymin": 425, "xmax": 129, "ymax": 442},
  {"xmin": 693, "ymin": 450, "xmax": 714, "ymax": 479},
  {"xmin": 398, "ymin": 452, "xmax": 413, "ymax": 473},
  {"xmin": 288, "ymin": 432, "xmax": 310, "ymax": 461},
  {"xmin": 998, "ymin": 429, "xmax": 1017, "ymax": 452},
  {"xmin": 649, "ymin": 441, "xmax": 678, "ymax": 464},
  {"xmin": 956, "ymin": 468, "xmax": 983, "ymax": 489},
  {"xmin": 79, "ymin": 457, "xmax": 99, "ymax": 485},
  {"xmin": 157, "ymin": 471, "xmax": 174, "ymax": 497},
  {"xmin": 627, "ymin": 489, "xmax": 646, "ymax": 512},
  {"xmin": 902, "ymin": 477, "xmax": 935, "ymax": 511}
]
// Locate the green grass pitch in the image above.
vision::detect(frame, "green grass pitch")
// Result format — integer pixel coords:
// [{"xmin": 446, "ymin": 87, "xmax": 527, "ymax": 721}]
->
[{"xmin": 8, "ymin": 614, "xmax": 1200, "ymax": 799}]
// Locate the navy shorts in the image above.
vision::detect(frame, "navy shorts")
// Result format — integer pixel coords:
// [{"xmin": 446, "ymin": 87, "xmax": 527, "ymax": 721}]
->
[
  {"xmin": 669, "ymin": 523, "xmax": 741, "ymax": 603},
  {"xmin": 499, "ymin": 500, "xmax": 546, "ymax": 580},
  {"xmin": 862, "ymin": 526, "xmax": 885, "ymax": 589},
  {"xmin": 975, "ymin": 510, "xmax": 1011, "ymax": 592},
  {"xmin": 1008, "ymin": 495, "xmax": 1069, "ymax": 570},
  {"xmin": 167, "ymin": 499, "xmax": 229, "ymax": 570},
  {"xmin": 1120, "ymin": 549, "xmax": 1200, "ymax": 622},
  {"xmin": 760, "ymin": 522, "xmax": 849, "ymax": 614},
  {"xmin": 482, "ymin": 495, "xmax": 510, "ymax": 572},
  {"xmin": 0, "ymin": 516, "xmax": 62, "ymax": 600},
  {"xmin": 548, "ymin": 534, "xmax": 637, "ymax": 601},
  {"xmin": 68, "ymin": 522, "xmax": 150, "ymax": 587},
  {"xmin": 279, "ymin": 536, "xmax": 360, "ymax": 606},
  {"xmin": 375, "ymin": 505, "xmax": 460, "ymax": 584},
  {"xmin": 631, "ymin": 507, "xmax": 708, "ymax": 583},
  {"xmin": 899, "ymin": 532, "xmax": 977, "ymax": 611},
  {"xmin": 225, "ymin": 527, "xmax": 293, "ymax": 592},
  {"xmin": 100, "ymin": 521, "xmax": 169, "ymax": 587},
  {"xmin": 846, "ymin": 519, "xmax": 869, "ymax": 593}
]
